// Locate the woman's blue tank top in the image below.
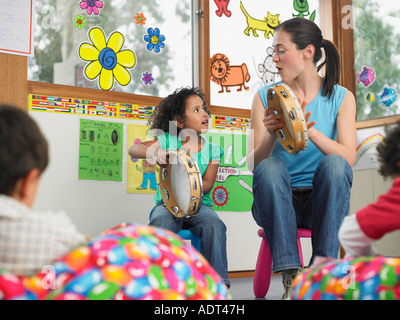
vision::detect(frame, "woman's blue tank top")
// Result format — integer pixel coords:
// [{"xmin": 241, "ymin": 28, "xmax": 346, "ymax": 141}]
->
[{"xmin": 258, "ymin": 83, "xmax": 347, "ymax": 187}]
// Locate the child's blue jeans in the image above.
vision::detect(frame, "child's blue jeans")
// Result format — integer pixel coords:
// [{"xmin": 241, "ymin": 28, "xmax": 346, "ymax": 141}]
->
[{"xmin": 149, "ymin": 203, "xmax": 230, "ymax": 287}]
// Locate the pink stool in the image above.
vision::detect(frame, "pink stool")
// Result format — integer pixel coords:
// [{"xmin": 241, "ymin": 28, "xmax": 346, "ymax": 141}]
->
[{"xmin": 253, "ymin": 228, "xmax": 311, "ymax": 298}]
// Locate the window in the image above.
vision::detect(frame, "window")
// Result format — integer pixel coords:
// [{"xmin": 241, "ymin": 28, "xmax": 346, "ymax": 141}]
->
[
  {"xmin": 209, "ymin": 0, "xmax": 320, "ymax": 110},
  {"xmin": 23, "ymin": 0, "xmax": 398, "ymax": 128},
  {"xmin": 353, "ymin": 0, "xmax": 400, "ymax": 122},
  {"xmin": 28, "ymin": 0, "xmax": 196, "ymax": 98}
]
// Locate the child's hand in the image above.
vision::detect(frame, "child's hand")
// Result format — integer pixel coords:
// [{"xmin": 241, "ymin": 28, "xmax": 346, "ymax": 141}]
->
[{"xmin": 152, "ymin": 148, "xmax": 168, "ymax": 168}]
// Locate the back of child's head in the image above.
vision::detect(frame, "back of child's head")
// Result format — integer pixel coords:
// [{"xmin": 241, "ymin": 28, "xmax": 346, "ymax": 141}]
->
[
  {"xmin": 148, "ymin": 87, "xmax": 209, "ymax": 135},
  {"xmin": 0, "ymin": 105, "xmax": 49, "ymax": 195},
  {"xmin": 377, "ymin": 121, "xmax": 400, "ymax": 179}
]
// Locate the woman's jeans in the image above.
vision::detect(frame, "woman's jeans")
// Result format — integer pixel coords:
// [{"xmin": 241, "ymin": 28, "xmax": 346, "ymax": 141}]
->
[
  {"xmin": 149, "ymin": 203, "xmax": 230, "ymax": 287},
  {"xmin": 252, "ymin": 155, "xmax": 353, "ymax": 273}
]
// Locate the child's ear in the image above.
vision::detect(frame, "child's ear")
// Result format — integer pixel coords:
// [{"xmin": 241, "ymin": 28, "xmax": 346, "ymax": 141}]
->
[
  {"xmin": 20, "ymin": 168, "xmax": 41, "ymax": 208},
  {"xmin": 173, "ymin": 116, "xmax": 184, "ymax": 129}
]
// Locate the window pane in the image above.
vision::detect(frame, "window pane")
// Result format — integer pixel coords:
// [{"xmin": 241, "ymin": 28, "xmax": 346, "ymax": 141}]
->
[
  {"xmin": 209, "ymin": 0, "xmax": 320, "ymax": 109},
  {"xmin": 28, "ymin": 0, "xmax": 194, "ymax": 97},
  {"xmin": 353, "ymin": 0, "xmax": 400, "ymax": 121}
]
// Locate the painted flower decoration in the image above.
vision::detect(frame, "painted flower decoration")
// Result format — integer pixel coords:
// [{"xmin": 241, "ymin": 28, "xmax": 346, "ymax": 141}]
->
[
  {"xmin": 80, "ymin": 0, "xmax": 103, "ymax": 15},
  {"xmin": 73, "ymin": 15, "xmax": 86, "ymax": 29},
  {"xmin": 142, "ymin": 72, "xmax": 154, "ymax": 85},
  {"xmin": 78, "ymin": 27, "xmax": 136, "ymax": 91},
  {"xmin": 134, "ymin": 13, "xmax": 146, "ymax": 26},
  {"xmin": 144, "ymin": 28, "xmax": 165, "ymax": 53}
]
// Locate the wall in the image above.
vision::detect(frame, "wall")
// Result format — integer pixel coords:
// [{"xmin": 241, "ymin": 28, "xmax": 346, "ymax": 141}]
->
[{"xmin": 30, "ymin": 109, "xmax": 400, "ymax": 273}]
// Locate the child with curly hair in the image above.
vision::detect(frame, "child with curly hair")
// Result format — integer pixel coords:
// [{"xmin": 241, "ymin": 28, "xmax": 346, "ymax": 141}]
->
[
  {"xmin": 339, "ymin": 122, "xmax": 400, "ymax": 257},
  {"xmin": 129, "ymin": 87, "xmax": 230, "ymax": 288}
]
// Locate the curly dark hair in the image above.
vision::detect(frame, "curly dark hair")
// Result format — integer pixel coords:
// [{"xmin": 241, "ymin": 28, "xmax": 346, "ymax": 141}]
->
[
  {"xmin": 147, "ymin": 87, "xmax": 210, "ymax": 136},
  {"xmin": 377, "ymin": 121, "xmax": 400, "ymax": 178}
]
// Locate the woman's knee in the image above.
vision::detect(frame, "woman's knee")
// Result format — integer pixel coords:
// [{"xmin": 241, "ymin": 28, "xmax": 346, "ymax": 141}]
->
[
  {"xmin": 314, "ymin": 155, "xmax": 353, "ymax": 185},
  {"xmin": 253, "ymin": 158, "xmax": 288, "ymax": 183}
]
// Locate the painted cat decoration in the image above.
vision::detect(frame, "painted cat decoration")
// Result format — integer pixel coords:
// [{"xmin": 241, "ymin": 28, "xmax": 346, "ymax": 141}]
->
[{"xmin": 240, "ymin": 1, "xmax": 281, "ymax": 39}]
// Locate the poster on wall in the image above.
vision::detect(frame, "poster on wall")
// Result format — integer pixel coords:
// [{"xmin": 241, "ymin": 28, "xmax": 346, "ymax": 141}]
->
[
  {"xmin": 126, "ymin": 125, "xmax": 253, "ymax": 211},
  {"xmin": 205, "ymin": 132, "xmax": 253, "ymax": 212},
  {"xmin": 127, "ymin": 124, "xmax": 159, "ymax": 194},
  {"xmin": 0, "ymin": 0, "xmax": 34, "ymax": 56},
  {"xmin": 353, "ymin": 126, "xmax": 387, "ymax": 171},
  {"xmin": 78, "ymin": 119, "xmax": 123, "ymax": 181}
]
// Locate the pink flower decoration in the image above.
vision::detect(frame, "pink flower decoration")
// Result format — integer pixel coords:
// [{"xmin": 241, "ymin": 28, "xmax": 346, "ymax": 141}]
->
[{"xmin": 80, "ymin": 0, "xmax": 104, "ymax": 15}]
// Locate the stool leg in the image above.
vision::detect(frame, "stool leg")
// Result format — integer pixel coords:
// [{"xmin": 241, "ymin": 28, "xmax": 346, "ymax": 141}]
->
[
  {"xmin": 253, "ymin": 237, "xmax": 272, "ymax": 298},
  {"xmin": 177, "ymin": 230, "xmax": 202, "ymax": 254},
  {"xmin": 297, "ymin": 237, "xmax": 304, "ymax": 268}
]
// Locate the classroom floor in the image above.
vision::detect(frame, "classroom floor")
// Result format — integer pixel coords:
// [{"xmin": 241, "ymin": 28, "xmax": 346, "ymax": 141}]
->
[{"xmin": 228, "ymin": 275, "xmax": 283, "ymax": 300}]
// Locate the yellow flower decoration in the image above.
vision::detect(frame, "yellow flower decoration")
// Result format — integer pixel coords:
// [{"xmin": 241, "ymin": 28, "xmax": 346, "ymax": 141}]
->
[{"xmin": 79, "ymin": 27, "xmax": 136, "ymax": 91}]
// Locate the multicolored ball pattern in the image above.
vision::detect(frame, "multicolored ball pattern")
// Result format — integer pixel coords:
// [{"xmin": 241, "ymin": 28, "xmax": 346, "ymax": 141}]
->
[
  {"xmin": 292, "ymin": 256, "xmax": 400, "ymax": 300},
  {"xmin": 0, "ymin": 223, "xmax": 231, "ymax": 300}
]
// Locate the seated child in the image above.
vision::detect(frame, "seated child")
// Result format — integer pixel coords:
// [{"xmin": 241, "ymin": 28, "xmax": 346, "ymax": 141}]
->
[
  {"xmin": 129, "ymin": 87, "xmax": 230, "ymax": 288},
  {"xmin": 0, "ymin": 104, "xmax": 86, "ymax": 276},
  {"xmin": 339, "ymin": 121, "xmax": 400, "ymax": 257}
]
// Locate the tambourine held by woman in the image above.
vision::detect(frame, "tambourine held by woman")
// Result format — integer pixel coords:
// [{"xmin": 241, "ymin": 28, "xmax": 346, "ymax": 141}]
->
[
  {"xmin": 267, "ymin": 84, "xmax": 308, "ymax": 154},
  {"xmin": 159, "ymin": 149, "xmax": 203, "ymax": 219}
]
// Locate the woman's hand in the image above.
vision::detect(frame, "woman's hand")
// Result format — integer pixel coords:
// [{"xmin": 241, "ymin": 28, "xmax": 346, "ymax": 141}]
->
[
  {"xmin": 263, "ymin": 108, "xmax": 283, "ymax": 136},
  {"xmin": 301, "ymin": 101, "xmax": 317, "ymax": 136}
]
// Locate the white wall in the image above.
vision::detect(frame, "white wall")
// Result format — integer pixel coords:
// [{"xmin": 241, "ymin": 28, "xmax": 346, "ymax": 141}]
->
[
  {"xmin": 31, "ymin": 111, "xmax": 152, "ymax": 231},
  {"xmin": 30, "ymin": 110, "xmax": 400, "ymax": 273}
]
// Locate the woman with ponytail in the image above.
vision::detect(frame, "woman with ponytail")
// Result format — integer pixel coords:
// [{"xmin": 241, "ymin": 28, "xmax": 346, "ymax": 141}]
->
[{"xmin": 247, "ymin": 18, "xmax": 356, "ymax": 299}]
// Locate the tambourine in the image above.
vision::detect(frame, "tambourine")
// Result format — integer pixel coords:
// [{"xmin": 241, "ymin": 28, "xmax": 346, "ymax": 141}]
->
[
  {"xmin": 267, "ymin": 84, "xmax": 308, "ymax": 154},
  {"xmin": 159, "ymin": 149, "xmax": 203, "ymax": 219}
]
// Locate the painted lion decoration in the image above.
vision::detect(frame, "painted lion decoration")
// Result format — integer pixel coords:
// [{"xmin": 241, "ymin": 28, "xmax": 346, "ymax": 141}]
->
[{"xmin": 210, "ymin": 53, "xmax": 250, "ymax": 93}]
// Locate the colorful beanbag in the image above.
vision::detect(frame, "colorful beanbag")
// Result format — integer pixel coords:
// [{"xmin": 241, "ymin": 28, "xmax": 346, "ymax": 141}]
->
[
  {"xmin": 292, "ymin": 256, "xmax": 400, "ymax": 300},
  {"xmin": 0, "ymin": 223, "xmax": 230, "ymax": 300}
]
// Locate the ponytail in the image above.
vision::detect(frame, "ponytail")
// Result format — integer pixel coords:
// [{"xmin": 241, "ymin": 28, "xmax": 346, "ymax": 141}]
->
[
  {"xmin": 319, "ymin": 39, "xmax": 340, "ymax": 99},
  {"xmin": 276, "ymin": 18, "xmax": 340, "ymax": 100}
]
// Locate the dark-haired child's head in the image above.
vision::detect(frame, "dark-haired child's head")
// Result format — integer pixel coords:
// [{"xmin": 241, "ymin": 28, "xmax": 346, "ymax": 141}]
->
[
  {"xmin": 377, "ymin": 121, "xmax": 400, "ymax": 179},
  {"xmin": 0, "ymin": 105, "xmax": 49, "ymax": 196},
  {"xmin": 148, "ymin": 87, "xmax": 210, "ymax": 135}
]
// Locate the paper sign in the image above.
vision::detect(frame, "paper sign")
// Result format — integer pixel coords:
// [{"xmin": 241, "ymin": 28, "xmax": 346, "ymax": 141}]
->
[
  {"xmin": 0, "ymin": 0, "xmax": 34, "ymax": 56},
  {"xmin": 79, "ymin": 119, "xmax": 123, "ymax": 182}
]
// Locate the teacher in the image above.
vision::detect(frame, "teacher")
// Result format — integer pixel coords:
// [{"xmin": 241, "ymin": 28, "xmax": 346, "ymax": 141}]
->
[{"xmin": 246, "ymin": 18, "xmax": 356, "ymax": 300}]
